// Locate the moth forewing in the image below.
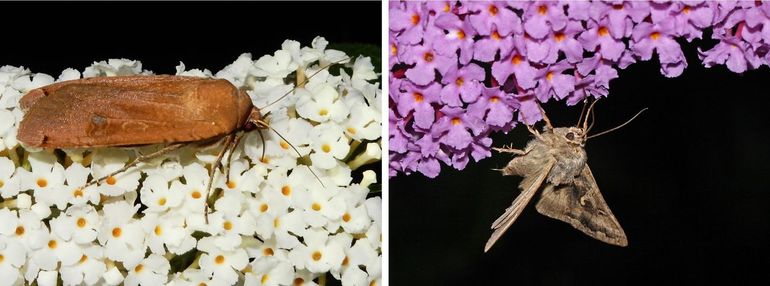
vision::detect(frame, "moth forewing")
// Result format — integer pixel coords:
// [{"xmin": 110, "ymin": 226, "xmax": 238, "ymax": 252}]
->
[{"xmin": 535, "ymin": 165, "xmax": 628, "ymax": 247}]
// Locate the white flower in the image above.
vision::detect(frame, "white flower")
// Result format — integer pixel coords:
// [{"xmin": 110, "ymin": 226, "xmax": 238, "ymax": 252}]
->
[
  {"xmin": 59, "ymin": 245, "xmax": 106, "ymax": 286},
  {"xmin": 342, "ymin": 101, "xmax": 381, "ymax": 141},
  {"xmin": 97, "ymin": 201, "xmax": 145, "ymax": 265},
  {"xmin": 63, "ymin": 162, "xmax": 99, "ymax": 206},
  {"xmin": 82, "ymin": 59, "xmax": 148, "ymax": 77},
  {"xmin": 244, "ymin": 257, "xmax": 295, "ymax": 286},
  {"xmin": 57, "ymin": 68, "xmax": 81, "ymax": 81},
  {"xmin": 249, "ymin": 187, "xmax": 289, "ymax": 238},
  {"xmin": 198, "ymin": 236, "xmax": 249, "ymax": 285},
  {"xmin": 140, "ymin": 175, "xmax": 184, "ymax": 214},
  {"xmin": 25, "ymin": 152, "xmax": 67, "ymax": 210},
  {"xmin": 0, "ymin": 157, "xmax": 22, "ymax": 198},
  {"xmin": 141, "ymin": 213, "xmax": 195, "ymax": 255},
  {"xmin": 12, "ymin": 72, "xmax": 54, "ymax": 92},
  {"xmin": 244, "ymin": 236, "xmax": 288, "ymax": 263},
  {"xmin": 288, "ymin": 228, "xmax": 345, "ymax": 273},
  {"xmin": 309, "ymin": 124, "xmax": 350, "ymax": 170},
  {"xmin": 222, "ymin": 158, "xmax": 265, "ymax": 193},
  {"xmin": 296, "ymin": 84, "xmax": 349, "ymax": 123},
  {"xmin": 175, "ymin": 61, "xmax": 213, "ymax": 78},
  {"xmin": 124, "ymin": 254, "xmax": 170, "ymax": 286},
  {"xmin": 50, "ymin": 205, "xmax": 100, "ymax": 244},
  {"xmin": 173, "ymin": 269, "xmax": 229, "ymax": 286},
  {"xmin": 0, "ymin": 236, "xmax": 25, "ymax": 286},
  {"xmin": 216, "ymin": 53, "xmax": 258, "ymax": 87},
  {"xmin": 91, "ymin": 148, "xmax": 141, "ymax": 197},
  {"xmin": 0, "ymin": 209, "xmax": 47, "ymax": 250},
  {"xmin": 178, "ymin": 163, "xmax": 209, "ymax": 229},
  {"xmin": 0, "ymin": 109, "xmax": 18, "ymax": 151},
  {"xmin": 297, "ymin": 183, "xmax": 345, "ymax": 228},
  {"xmin": 28, "ymin": 226, "xmax": 82, "ymax": 271},
  {"xmin": 300, "ymin": 36, "xmax": 349, "ymax": 66},
  {"xmin": 208, "ymin": 191, "xmax": 256, "ymax": 240}
]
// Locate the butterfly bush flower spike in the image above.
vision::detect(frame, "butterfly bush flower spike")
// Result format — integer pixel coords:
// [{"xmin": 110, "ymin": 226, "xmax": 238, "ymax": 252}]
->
[
  {"xmin": 0, "ymin": 37, "xmax": 381, "ymax": 286},
  {"xmin": 390, "ymin": 0, "xmax": 770, "ymax": 177}
]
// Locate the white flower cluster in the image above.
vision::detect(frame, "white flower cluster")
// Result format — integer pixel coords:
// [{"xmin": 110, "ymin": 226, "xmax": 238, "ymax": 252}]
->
[{"xmin": 0, "ymin": 37, "xmax": 382, "ymax": 286}]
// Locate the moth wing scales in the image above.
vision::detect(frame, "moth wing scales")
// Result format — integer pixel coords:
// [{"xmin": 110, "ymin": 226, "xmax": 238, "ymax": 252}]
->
[
  {"xmin": 18, "ymin": 76, "xmax": 241, "ymax": 148},
  {"xmin": 485, "ymin": 159, "xmax": 555, "ymax": 252},
  {"xmin": 535, "ymin": 164, "xmax": 628, "ymax": 246}
]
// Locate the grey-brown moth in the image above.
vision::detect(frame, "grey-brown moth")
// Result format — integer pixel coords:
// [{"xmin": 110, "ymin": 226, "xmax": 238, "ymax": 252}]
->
[{"xmin": 485, "ymin": 103, "xmax": 644, "ymax": 252}]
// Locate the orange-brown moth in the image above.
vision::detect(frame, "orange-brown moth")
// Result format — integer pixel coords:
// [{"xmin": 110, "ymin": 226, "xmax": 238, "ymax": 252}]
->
[{"xmin": 15, "ymin": 69, "xmax": 331, "ymax": 219}]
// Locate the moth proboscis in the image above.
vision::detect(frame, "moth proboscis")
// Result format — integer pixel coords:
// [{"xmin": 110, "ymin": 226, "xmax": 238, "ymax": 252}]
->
[{"xmin": 485, "ymin": 101, "xmax": 647, "ymax": 252}]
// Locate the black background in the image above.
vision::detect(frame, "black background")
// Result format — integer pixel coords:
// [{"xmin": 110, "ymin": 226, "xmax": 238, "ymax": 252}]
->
[
  {"xmin": 391, "ymin": 38, "xmax": 770, "ymax": 284},
  {"xmin": 1, "ymin": 2, "xmax": 380, "ymax": 76},
  {"xmin": 2, "ymin": 2, "xmax": 380, "ymax": 286}
]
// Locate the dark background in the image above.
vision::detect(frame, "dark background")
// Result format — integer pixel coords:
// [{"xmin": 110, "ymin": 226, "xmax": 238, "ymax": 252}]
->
[
  {"xmin": 391, "ymin": 39, "xmax": 770, "ymax": 283},
  {"xmin": 2, "ymin": 2, "xmax": 380, "ymax": 286},
  {"xmin": 1, "ymin": 2, "xmax": 380, "ymax": 75}
]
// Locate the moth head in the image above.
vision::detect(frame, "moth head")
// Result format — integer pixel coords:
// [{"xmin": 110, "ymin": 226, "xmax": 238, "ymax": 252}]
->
[
  {"xmin": 243, "ymin": 107, "xmax": 264, "ymax": 132},
  {"xmin": 555, "ymin": 127, "xmax": 586, "ymax": 146}
]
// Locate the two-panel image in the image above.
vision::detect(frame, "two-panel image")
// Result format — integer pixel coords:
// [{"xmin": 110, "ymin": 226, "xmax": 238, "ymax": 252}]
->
[{"xmin": 1, "ymin": 1, "xmax": 769, "ymax": 285}]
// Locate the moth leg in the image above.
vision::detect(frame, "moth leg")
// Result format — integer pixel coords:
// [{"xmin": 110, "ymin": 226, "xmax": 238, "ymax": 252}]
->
[
  {"xmin": 85, "ymin": 143, "xmax": 186, "ymax": 188},
  {"xmin": 204, "ymin": 134, "xmax": 236, "ymax": 223},
  {"xmin": 224, "ymin": 132, "xmax": 246, "ymax": 183},
  {"xmin": 492, "ymin": 147, "xmax": 527, "ymax": 155},
  {"xmin": 526, "ymin": 124, "xmax": 546, "ymax": 141}
]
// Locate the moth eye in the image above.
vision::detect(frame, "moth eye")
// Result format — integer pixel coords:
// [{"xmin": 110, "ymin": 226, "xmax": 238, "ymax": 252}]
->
[{"xmin": 566, "ymin": 132, "xmax": 575, "ymax": 140}]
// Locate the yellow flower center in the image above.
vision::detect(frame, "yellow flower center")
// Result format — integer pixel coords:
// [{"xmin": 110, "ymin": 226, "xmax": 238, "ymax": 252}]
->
[
  {"xmin": 134, "ymin": 264, "xmax": 144, "ymax": 273},
  {"xmin": 226, "ymin": 181, "xmax": 237, "ymax": 189},
  {"xmin": 322, "ymin": 144, "xmax": 332, "ymax": 153},
  {"xmin": 312, "ymin": 203, "xmax": 322, "ymax": 211},
  {"xmin": 192, "ymin": 190, "xmax": 202, "ymax": 199},
  {"xmin": 215, "ymin": 255, "xmax": 225, "ymax": 264},
  {"xmin": 319, "ymin": 109, "xmax": 329, "ymax": 116},
  {"xmin": 36, "ymin": 178, "xmax": 47, "ymax": 188},
  {"xmin": 224, "ymin": 221, "xmax": 233, "ymax": 231},
  {"xmin": 73, "ymin": 188, "xmax": 83, "ymax": 198},
  {"xmin": 343, "ymin": 213, "xmax": 351, "ymax": 222},
  {"xmin": 263, "ymin": 248, "xmax": 274, "ymax": 256},
  {"xmin": 105, "ymin": 176, "xmax": 117, "ymax": 185},
  {"xmin": 79, "ymin": 255, "xmax": 88, "ymax": 264},
  {"xmin": 48, "ymin": 240, "xmax": 57, "ymax": 249},
  {"xmin": 14, "ymin": 226, "xmax": 24, "ymax": 236},
  {"xmin": 158, "ymin": 197, "xmax": 167, "ymax": 206},
  {"xmin": 347, "ymin": 127, "xmax": 357, "ymax": 135},
  {"xmin": 280, "ymin": 140, "xmax": 290, "ymax": 150},
  {"xmin": 112, "ymin": 227, "xmax": 122, "ymax": 238},
  {"xmin": 281, "ymin": 185, "xmax": 291, "ymax": 196},
  {"xmin": 154, "ymin": 225, "xmax": 162, "ymax": 236},
  {"xmin": 77, "ymin": 217, "xmax": 86, "ymax": 228},
  {"xmin": 260, "ymin": 203, "xmax": 269, "ymax": 213},
  {"xmin": 261, "ymin": 275, "xmax": 270, "ymax": 284}
]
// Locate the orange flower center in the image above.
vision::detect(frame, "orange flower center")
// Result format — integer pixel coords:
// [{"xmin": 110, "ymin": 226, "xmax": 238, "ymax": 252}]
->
[
  {"xmin": 281, "ymin": 185, "xmax": 292, "ymax": 196},
  {"xmin": 554, "ymin": 32, "xmax": 566, "ymax": 42},
  {"xmin": 650, "ymin": 32, "xmax": 661, "ymax": 40},
  {"xmin": 511, "ymin": 54, "xmax": 523, "ymax": 65},
  {"xmin": 451, "ymin": 118, "xmax": 461, "ymax": 125},
  {"xmin": 215, "ymin": 255, "xmax": 225, "ymax": 264},
  {"xmin": 457, "ymin": 30, "xmax": 466, "ymax": 40},
  {"xmin": 263, "ymin": 248, "xmax": 274, "ymax": 256},
  {"xmin": 491, "ymin": 31, "xmax": 502, "ymax": 40},
  {"xmin": 36, "ymin": 178, "xmax": 47, "ymax": 188},
  {"xmin": 490, "ymin": 97, "xmax": 500, "ymax": 103},
  {"xmin": 112, "ymin": 227, "xmax": 122, "ymax": 238},
  {"xmin": 413, "ymin": 92, "xmax": 424, "ymax": 103},
  {"xmin": 538, "ymin": 5, "xmax": 548, "ymax": 15},
  {"xmin": 312, "ymin": 203, "xmax": 322, "ymax": 211},
  {"xmin": 105, "ymin": 176, "xmax": 117, "ymax": 185},
  {"xmin": 546, "ymin": 71, "xmax": 554, "ymax": 81},
  {"xmin": 613, "ymin": 4, "xmax": 624, "ymax": 10},
  {"xmin": 134, "ymin": 264, "xmax": 144, "ymax": 273},
  {"xmin": 192, "ymin": 191, "xmax": 202, "ymax": 199},
  {"xmin": 14, "ymin": 226, "xmax": 24, "ymax": 236},
  {"xmin": 598, "ymin": 27, "xmax": 609, "ymax": 37},
  {"xmin": 343, "ymin": 213, "xmax": 352, "ymax": 222},
  {"xmin": 47, "ymin": 240, "xmax": 57, "ymax": 249},
  {"xmin": 411, "ymin": 14, "xmax": 420, "ymax": 25},
  {"xmin": 489, "ymin": 5, "xmax": 498, "ymax": 16},
  {"xmin": 154, "ymin": 225, "xmax": 162, "ymax": 236},
  {"xmin": 77, "ymin": 217, "xmax": 86, "ymax": 228},
  {"xmin": 259, "ymin": 203, "xmax": 269, "ymax": 213},
  {"xmin": 423, "ymin": 52, "xmax": 434, "ymax": 62},
  {"xmin": 223, "ymin": 221, "xmax": 233, "ymax": 231},
  {"xmin": 73, "ymin": 188, "xmax": 84, "ymax": 198},
  {"xmin": 455, "ymin": 77, "xmax": 464, "ymax": 86},
  {"xmin": 312, "ymin": 251, "xmax": 322, "ymax": 261}
]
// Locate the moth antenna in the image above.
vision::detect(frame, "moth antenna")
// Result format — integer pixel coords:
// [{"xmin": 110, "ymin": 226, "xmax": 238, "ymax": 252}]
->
[
  {"xmin": 587, "ymin": 108, "xmax": 648, "ymax": 139},
  {"xmin": 583, "ymin": 98, "xmax": 599, "ymax": 130},
  {"xmin": 257, "ymin": 120, "xmax": 327, "ymax": 188},
  {"xmin": 587, "ymin": 105, "xmax": 597, "ymax": 133},
  {"xmin": 576, "ymin": 99, "xmax": 589, "ymax": 128},
  {"xmin": 260, "ymin": 56, "xmax": 352, "ymax": 110}
]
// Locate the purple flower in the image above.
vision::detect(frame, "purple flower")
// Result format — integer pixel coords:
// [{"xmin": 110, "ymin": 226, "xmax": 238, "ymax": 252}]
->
[
  {"xmin": 589, "ymin": 1, "xmax": 650, "ymax": 39},
  {"xmin": 515, "ymin": 93, "xmax": 542, "ymax": 125},
  {"xmin": 468, "ymin": 87, "xmax": 519, "ymax": 129},
  {"xmin": 434, "ymin": 13, "xmax": 478, "ymax": 65},
  {"xmin": 440, "ymin": 63, "xmax": 485, "ymax": 107},
  {"xmin": 473, "ymin": 28, "xmax": 515, "ymax": 62},
  {"xmin": 534, "ymin": 61, "xmax": 576, "ymax": 101},
  {"xmin": 579, "ymin": 18, "xmax": 627, "ymax": 61},
  {"xmin": 400, "ymin": 37, "xmax": 455, "ymax": 85},
  {"xmin": 390, "ymin": 2, "xmax": 428, "ymax": 45},
  {"xmin": 699, "ymin": 37, "xmax": 758, "ymax": 73},
  {"xmin": 526, "ymin": 20, "xmax": 585, "ymax": 64},
  {"xmin": 467, "ymin": 2, "xmax": 522, "ymax": 36},
  {"xmin": 652, "ymin": 1, "xmax": 715, "ymax": 41},
  {"xmin": 396, "ymin": 81, "xmax": 441, "ymax": 129},
  {"xmin": 523, "ymin": 1, "xmax": 568, "ymax": 39},
  {"xmin": 491, "ymin": 51, "xmax": 538, "ymax": 89},
  {"xmin": 432, "ymin": 107, "xmax": 486, "ymax": 150},
  {"xmin": 631, "ymin": 20, "xmax": 687, "ymax": 77}
]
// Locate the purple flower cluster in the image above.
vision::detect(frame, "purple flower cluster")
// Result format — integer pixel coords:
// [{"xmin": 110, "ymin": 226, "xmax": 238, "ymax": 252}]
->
[{"xmin": 390, "ymin": 1, "xmax": 770, "ymax": 178}]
